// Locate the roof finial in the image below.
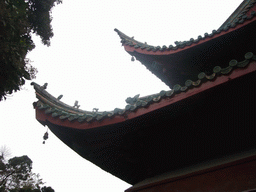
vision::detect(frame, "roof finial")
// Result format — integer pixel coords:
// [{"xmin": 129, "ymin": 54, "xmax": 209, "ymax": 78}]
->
[
  {"xmin": 73, "ymin": 100, "xmax": 80, "ymax": 109},
  {"xmin": 57, "ymin": 95, "xmax": 63, "ymax": 100},
  {"xmin": 93, "ymin": 108, "xmax": 99, "ymax": 113},
  {"xmin": 174, "ymin": 41, "xmax": 181, "ymax": 46},
  {"xmin": 126, "ymin": 94, "xmax": 140, "ymax": 105},
  {"xmin": 41, "ymin": 83, "xmax": 48, "ymax": 89},
  {"xmin": 131, "ymin": 56, "xmax": 135, "ymax": 62}
]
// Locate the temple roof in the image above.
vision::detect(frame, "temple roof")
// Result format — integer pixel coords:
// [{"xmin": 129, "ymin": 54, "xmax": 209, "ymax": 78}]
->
[
  {"xmin": 32, "ymin": 0, "xmax": 256, "ymax": 186},
  {"xmin": 115, "ymin": 0, "xmax": 256, "ymax": 87},
  {"xmin": 32, "ymin": 52, "xmax": 256, "ymax": 184}
]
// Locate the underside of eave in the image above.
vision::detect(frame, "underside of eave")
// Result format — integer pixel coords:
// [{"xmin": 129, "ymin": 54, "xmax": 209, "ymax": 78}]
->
[
  {"xmin": 32, "ymin": 55, "xmax": 256, "ymax": 185},
  {"xmin": 35, "ymin": 67, "xmax": 256, "ymax": 185}
]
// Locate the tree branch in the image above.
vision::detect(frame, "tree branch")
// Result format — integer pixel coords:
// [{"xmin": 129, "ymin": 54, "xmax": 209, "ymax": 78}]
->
[{"xmin": 0, "ymin": 170, "xmax": 15, "ymax": 187}]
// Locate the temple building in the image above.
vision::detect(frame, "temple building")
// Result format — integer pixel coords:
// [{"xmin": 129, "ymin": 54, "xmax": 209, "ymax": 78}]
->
[{"xmin": 32, "ymin": 0, "xmax": 256, "ymax": 191}]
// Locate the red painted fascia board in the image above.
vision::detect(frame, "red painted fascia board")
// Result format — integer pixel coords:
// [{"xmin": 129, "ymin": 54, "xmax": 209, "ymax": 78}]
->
[
  {"xmin": 35, "ymin": 61, "xmax": 256, "ymax": 130},
  {"xmin": 124, "ymin": 17, "xmax": 256, "ymax": 56},
  {"xmin": 35, "ymin": 108, "xmax": 126, "ymax": 130}
]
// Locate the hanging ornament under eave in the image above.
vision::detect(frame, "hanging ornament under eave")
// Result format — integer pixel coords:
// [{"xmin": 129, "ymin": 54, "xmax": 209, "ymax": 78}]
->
[
  {"xmin": 42, "ymin": 128, "xmax": 49, "ymax": 144},
  {"xmin": 131, "ymin": 56, "xmax": 135, "ymax": 62}
]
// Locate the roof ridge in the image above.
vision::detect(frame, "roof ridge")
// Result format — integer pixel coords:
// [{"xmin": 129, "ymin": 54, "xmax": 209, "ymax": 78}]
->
[
  {"xmin": 32, "ymin": 52, "xmax": 256, "ymax": 123},
  {"xmin": 115, "ymin": 9, "xmax": 256, "ymax": 52},
  {"xmin": 219, "ymin": 0, "xmax": 256, "ymax": 30}
]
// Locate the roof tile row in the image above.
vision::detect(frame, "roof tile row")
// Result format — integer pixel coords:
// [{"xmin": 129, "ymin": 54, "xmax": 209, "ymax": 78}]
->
[
  {"xmin": 115, "ymin": 5, "xmax": 256, "ymax": 52},
  {"xmin": 33, "ymin": 52, "xmax": 256, "ymax": 123}
]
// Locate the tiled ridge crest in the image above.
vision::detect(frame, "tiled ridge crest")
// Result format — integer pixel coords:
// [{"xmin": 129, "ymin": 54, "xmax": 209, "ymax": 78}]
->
[
  {"xmin": 115, "ymin": 4, "xmax": 256, "ymax": 52},
  {"xmin": 32, "ymin": 52, "xmax": 256, "ymax": 123}
]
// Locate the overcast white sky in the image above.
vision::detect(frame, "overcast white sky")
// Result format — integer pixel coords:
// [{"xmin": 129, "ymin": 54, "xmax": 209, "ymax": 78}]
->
[{"xmin": 0, "ymin": 0, "xmax": 242, "ymax": 191}]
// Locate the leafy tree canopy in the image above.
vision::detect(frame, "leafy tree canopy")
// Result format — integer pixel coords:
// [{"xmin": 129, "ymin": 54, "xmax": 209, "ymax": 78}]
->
[
  {"xmin": 0, "ymin": 0, "xmax": 62, "ymax": 101},
  {"xmin": 0, "ymin": 148, "xmax": 54, "ymax": 192}
]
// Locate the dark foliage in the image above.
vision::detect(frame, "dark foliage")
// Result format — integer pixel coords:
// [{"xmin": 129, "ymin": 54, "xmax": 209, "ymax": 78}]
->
[
  {"xmin": 0, "ymin": 0, "xmax": 62, "ymax": 101},
  {"xmin": 0, "ymin": 153, "xmax": 54, "ymax": 192}
]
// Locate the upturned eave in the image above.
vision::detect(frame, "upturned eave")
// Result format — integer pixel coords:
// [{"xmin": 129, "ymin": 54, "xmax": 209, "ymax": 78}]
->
[
  {"xmin": 115, "ymin": 1, "xmax": 256, "ymax": 56},
  {"xmin": 32, "ymin": 58, "xmax": 256, "ymax": 184},
  {"xmin": 32, "ymin": 52, "xmax": 256, "ymax": 130},
  {"xmin": 115, "ymin": 1, "xmax": 256, "ymax": 87}
]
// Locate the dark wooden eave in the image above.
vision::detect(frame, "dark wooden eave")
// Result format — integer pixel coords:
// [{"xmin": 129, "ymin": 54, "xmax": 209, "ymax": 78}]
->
[
  {"xmin": 32, "ymin": 53, "xmax": 256, "ymax": 184},
  {"xmin": 115, "ymin": 0, "xmax": 256, "ymax": 87}
]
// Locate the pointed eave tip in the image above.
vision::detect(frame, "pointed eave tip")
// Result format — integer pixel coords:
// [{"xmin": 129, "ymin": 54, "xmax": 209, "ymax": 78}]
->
[
  {"xmin": 114, "ymin": 28, "xmax": 125, "ymax": 39},
  {"xmin": 114, "ymin": 29, "xmax": 127, "ymax": 39},
  {"xmin": 31, "ymin": 82, "xmax": 40, "ymax": 88},
  {"xmin": 31, "ymin": 82, "xmax": 38, "ymax": 89},
  {"xmin": 114, "ymin": 28, "xmax": 121, "ymax": 35}
]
